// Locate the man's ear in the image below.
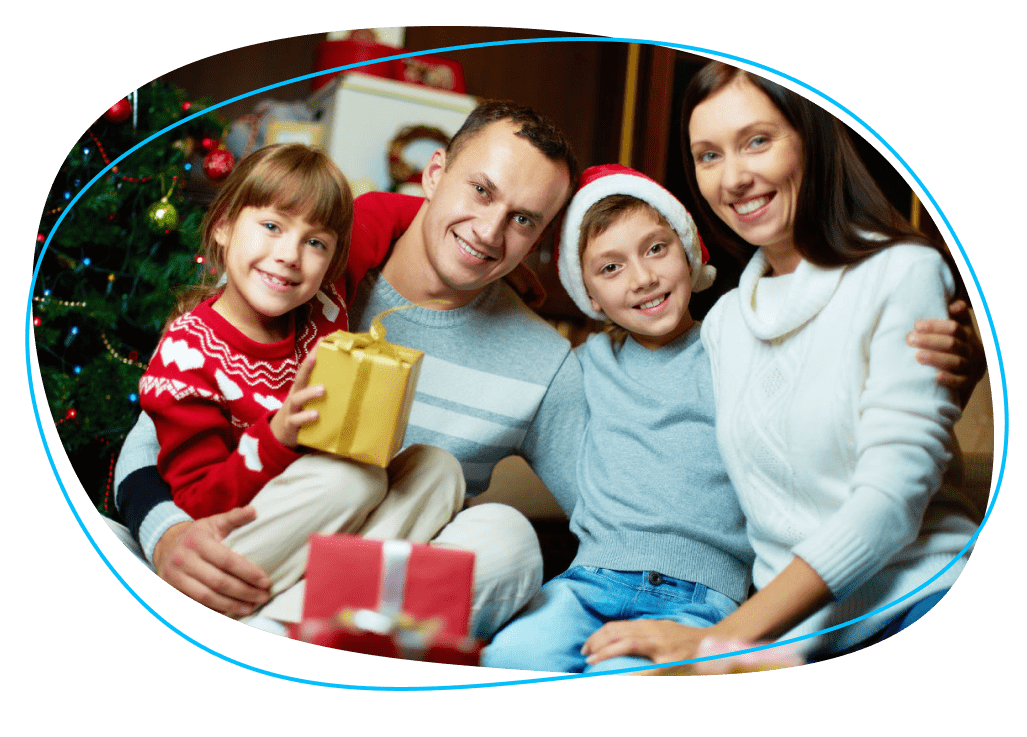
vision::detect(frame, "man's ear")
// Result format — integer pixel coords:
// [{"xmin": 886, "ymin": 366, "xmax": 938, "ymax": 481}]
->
[{"xmin": 420, "ymin": 148, "xmax": 447, "ymax": 200}]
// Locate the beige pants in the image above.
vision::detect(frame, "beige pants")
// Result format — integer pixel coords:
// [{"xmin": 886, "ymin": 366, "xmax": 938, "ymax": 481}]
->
[
  {"xmin": 242, "ymin": 448, "xmax": 543, "ymax": 639},
  {"xmin": 105, "ymin": 445, "xmax": 544, "ymax": 640},
  {"xmin": 230, "ymin": 444, "xmax": 464, "ymax": 604}
]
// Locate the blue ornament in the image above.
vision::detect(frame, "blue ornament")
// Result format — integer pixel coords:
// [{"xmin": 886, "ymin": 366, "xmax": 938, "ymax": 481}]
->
[
  {"xmin": 70, "ymin": 326, "xmax": 79, "ymax": 335},
  {"xmin": 73, "ymin": 366, "xmax": 82, "ymax": 375},
  {"xmin": 184, "ymin": 162, "xmax": 192, "ymax": 171},
  {"xmin": 63, "ymin": 192, "xmax": 71, "ymax": 200},
  {"xmin": 82, "ymin": 147, "xmax": 90, "ymax": 155},
  {"xmin": 128, "ymin": 393, "xmax": 139, "ymax": 403}
]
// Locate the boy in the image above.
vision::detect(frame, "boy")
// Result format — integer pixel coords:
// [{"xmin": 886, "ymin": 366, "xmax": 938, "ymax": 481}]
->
[{"xmin": 484, "ymin": 164, "xmax": 754, "ymax": 673}]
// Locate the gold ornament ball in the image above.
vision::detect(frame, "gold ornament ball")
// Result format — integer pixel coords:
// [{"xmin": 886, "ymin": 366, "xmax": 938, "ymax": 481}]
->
[{"xmin": 146, "ymin": 199, "xmax": 179, "ymax": 232}]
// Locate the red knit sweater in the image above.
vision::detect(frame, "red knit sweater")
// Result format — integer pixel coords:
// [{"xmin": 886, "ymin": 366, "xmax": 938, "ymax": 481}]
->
[{"xmin": 139, "ymin": 288, "xmax": 349, "ymax": 518}]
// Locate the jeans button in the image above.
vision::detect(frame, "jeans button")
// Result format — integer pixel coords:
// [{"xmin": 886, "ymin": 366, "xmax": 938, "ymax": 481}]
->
[{"xmin": 648, "ymin": 571, "xmax": 663, "ymax": 586}]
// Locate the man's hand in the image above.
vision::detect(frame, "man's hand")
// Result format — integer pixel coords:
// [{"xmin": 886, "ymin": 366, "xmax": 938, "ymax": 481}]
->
[
  {"xmin": 908, "ymin": 299, "xmax": 987, "ymax": 408},
  {"xmin": 152, "ymin": 506, "xmax": 271, "ymax": 617}
]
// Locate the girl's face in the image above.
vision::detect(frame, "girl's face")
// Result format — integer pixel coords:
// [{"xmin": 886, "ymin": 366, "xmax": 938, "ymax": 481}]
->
[
  {"xmin": 688, "ymin": 75, "xmax": 804, "ymax": 273},
  {"xmin": 581, "ymin": 207, "xmax": 695, "ymax": 351},
  {"xmin": 213, "ymin": 205, "xmax": 338, "ymax": 343}
]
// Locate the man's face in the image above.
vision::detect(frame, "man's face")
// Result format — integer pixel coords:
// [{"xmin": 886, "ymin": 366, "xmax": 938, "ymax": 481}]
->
[{"xmin": 417, "ymin": 120, "xmax": 571, "ymax": 299}]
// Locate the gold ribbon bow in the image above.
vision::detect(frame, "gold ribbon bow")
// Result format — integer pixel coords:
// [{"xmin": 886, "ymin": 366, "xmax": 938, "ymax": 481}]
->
[{"xmin": 317, "ymin": 301, "xmax": 447, "ymax": 460}]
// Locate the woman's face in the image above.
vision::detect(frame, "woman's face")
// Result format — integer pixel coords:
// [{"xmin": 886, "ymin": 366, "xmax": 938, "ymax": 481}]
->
[{"xmin": 688, "ymin": 75, "xmax": 804, "ymax": 269}]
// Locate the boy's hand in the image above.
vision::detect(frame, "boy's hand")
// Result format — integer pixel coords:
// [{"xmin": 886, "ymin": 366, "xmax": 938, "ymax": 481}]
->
[
  {"xmin": 907, "ymin": 299, "xmax": 987, "ymax": 408},
  {"xmin": 269, "ymin": 347, "xmax": 325, "ymax": 448}
]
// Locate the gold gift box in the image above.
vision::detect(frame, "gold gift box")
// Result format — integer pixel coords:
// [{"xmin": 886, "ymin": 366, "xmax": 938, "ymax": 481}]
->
[{"xmin": 298, "ymin": 318, "xmax": 423, "ymax": 467}]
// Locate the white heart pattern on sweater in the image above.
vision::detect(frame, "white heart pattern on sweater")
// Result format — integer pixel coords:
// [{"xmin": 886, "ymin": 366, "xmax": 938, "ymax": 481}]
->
[
  {"xmin": 160, "ymin": 338, "xmax": 205, "ymax": 371},
  {"xmin": 253, "ymin": 393, "xmax": 283, "ymax": 411},
  {"xmin": 237, "ymin": 433, "xmax": 263, "ymax": 472},
  {"xmin": 215, "ymin": 369, "xmax": 244, "ymax": 401}
]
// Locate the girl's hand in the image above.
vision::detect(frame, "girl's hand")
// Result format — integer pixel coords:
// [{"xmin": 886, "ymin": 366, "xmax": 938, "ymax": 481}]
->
[
  {"xmin": 269, "ymin": 347, "xmax": 325, "ymax": 448},
  {"xmin": 908, "ymin": 299, "xmax": 986, "ymax": 407},
  {"xmin": 582, "ymin": 619, "xmax": 711, "ymax": 666}
]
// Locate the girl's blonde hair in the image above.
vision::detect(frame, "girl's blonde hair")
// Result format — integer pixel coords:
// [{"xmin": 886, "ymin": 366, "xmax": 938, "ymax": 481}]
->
[{"xmin": 168, "ymin": 143, "xmax": 353, "ymax": 328}]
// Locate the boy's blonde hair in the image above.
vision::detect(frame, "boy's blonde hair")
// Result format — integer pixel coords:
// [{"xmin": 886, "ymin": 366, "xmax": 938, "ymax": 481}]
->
[{"xmin": 169, "ymin": 143, "xmax": 353, "ymax": 327}]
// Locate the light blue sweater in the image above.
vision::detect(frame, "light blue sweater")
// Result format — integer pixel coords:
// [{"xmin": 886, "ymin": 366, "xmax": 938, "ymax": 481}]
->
[
  {"xmin": 349, "ymin": 272, "xmax": 584, "ymax": 509},
  {"xmin": 570, "ymin": 326, "xmax": 754, "ymax": 604}
]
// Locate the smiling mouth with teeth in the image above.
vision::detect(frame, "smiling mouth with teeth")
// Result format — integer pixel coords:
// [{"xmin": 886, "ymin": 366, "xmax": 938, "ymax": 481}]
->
[
  {"xmin": 260, "ymin": 271, "xmax": 296, "ymax": 287},
  {"xmin": 733, "ymin": 195, "xmax": 772, "ymax": 215},
  {"xmin": 456, "ymin": 235, "xmax": 495, "ymax": 261},
  {"xmin": 635, "ymin": 294, "xmax": 668, "ymax": 310}
]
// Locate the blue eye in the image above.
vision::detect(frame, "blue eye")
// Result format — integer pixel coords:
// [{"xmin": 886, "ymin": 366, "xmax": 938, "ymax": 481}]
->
[
  {"xmin": 748, "ymin": 135, "xmax": 769, "ymax": 148},
  {"xmin": 263, "ymin": 222, "xmax": 280, "ymax": 232},
  {"xmin": 514, "ymin": 214, "xmax": 533, "ymax": 228},
  {"xmin": 695, "ymin": 151, "xmax": 718, "ymax": 164}
]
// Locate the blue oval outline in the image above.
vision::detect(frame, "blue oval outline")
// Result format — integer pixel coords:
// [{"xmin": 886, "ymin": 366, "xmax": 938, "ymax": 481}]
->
[{"xmin": 25, "ymin": 34, "xmax": 1006, "ymax": 689}]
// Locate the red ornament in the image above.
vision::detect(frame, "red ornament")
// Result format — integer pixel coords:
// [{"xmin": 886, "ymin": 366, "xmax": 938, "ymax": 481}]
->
[
  {"xmin": 33, "ymin": 316, "xmax": 41, "ymax": 327},
  {"xmin": 203, "ymin": 148, "xmax": 235, "ymax": 181},
  {"xmin": 128, "ymin": 351, "xmax": 138, "ymax": 362},
  {"xmin": 182, "ymin": 101, "xmax": 193, "ymax": 112},
  {"xmin": 65, "ymin": 409, "xmax": 77, "ymax": 420},
  {"xmin": 200, "ymin": 137, "xmax": 217, "ymax": 152},
  {"xmin": 104, "ymin": 98, "xmax": 132, "ymax": 123},
  {"xmin": 36, "ymin": 233, "xmax": 45, "ymax": 243}
]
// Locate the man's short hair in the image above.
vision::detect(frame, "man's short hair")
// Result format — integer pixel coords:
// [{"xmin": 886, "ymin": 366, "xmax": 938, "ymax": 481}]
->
[{"xmin": 445, "ymin": 99, "xmax": 579, "ymax": 186}]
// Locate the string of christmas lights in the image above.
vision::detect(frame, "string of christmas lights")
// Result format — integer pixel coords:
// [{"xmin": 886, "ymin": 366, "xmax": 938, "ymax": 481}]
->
[{"xmin": 101, "ymin": 332, "xmax": 147, "ymax": 370}]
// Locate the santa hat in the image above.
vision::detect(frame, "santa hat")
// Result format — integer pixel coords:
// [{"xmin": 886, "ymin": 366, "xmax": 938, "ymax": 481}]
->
[{"xmin": 558, "ymin": 164, "xmax": 715, "ymax": 320}]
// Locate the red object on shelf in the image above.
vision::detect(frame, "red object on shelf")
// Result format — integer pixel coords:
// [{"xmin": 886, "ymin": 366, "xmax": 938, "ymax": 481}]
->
[
  {"xmin": 312, "ymin": 39, "xmax": 466, "ymax": 93},
  {"xmin": 312, "ymin": 39, "xmax": 399, "ymax": 90}
]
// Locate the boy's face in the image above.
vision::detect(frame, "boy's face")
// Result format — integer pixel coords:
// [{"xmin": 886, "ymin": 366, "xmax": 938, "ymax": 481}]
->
[
  {"xmin": 417, "ymin": 120, "xmax": 571, "ymax": 302},
  {"xmin": 582, "ymin": 207, "xmax": 695, "ymax": 350}
]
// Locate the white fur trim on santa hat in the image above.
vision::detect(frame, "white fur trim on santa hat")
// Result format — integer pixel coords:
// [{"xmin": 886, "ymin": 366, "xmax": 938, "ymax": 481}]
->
[{"xmin": 558, "ymin": 171, "xmax": 716, "ymax": 320}]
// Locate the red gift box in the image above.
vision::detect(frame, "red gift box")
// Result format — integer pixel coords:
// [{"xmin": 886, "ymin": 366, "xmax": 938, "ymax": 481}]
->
[{"xmin": 301, "ymin": 535, "xmax": 475, "ymax": 638}]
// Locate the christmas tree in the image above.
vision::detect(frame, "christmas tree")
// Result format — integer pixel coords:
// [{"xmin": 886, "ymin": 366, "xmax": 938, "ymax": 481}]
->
[{"xmin": 32, "ymin": 80, "xmax": 233, "ymax": 515}]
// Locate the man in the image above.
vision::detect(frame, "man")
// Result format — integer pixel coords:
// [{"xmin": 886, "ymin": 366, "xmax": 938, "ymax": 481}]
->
[{"xmin": 114, "ymin": 101, "xmax": 583, "ymax": 638}]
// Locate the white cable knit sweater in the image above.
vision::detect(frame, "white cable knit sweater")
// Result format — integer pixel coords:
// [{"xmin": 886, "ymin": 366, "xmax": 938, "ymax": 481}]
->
[{"xmin": 701, "ymin": 244, "xmax": 978, "ymax": 655}]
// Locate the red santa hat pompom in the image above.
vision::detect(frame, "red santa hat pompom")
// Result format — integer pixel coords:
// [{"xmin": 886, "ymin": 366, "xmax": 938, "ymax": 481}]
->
[{"xmin": 557, "ymin": 164, "xmax": 715, "ymax": 320}]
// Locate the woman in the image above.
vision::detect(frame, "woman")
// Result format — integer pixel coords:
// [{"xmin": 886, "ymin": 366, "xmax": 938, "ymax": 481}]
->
[{"xmin": 582, "ymin": 61, "xmax": 980, "ymax": 664}]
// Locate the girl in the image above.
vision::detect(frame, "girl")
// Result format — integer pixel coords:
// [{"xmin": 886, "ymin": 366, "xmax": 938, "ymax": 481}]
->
[
  {"xmin": 139, "ymin": 143, "xmax": 464, "ymax": 615},
  {"xmin": 582, "ymin": 63, "xmax": 979, "ymax": 664}
]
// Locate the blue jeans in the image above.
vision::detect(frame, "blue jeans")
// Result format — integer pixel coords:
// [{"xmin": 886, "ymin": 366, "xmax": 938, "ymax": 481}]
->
[{"xmin": 483, "ymin": 566, "xmax": 738, "ymax": 673}]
